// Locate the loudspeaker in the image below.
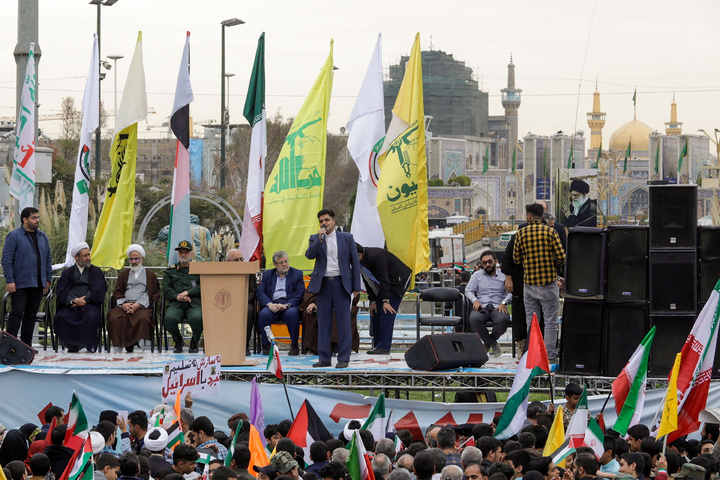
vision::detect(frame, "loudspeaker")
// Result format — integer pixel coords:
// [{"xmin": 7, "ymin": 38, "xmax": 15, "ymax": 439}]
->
[
  {"xmin": 405, "ymin": 333, "xmax": 488, "ymax": 371},
  {"xmin": 565, "ymin": 227, "xmax": 605, "ymax": 299},
  {"xmin": 0, "ymin": 332, "xmax": 35, "ymax": 365},
  {"xmin": 649, "ymin": 185, "xmax": 697, "ymax": 248},
  {"xmin": 606, "ymin": 226, "xmax": 648, "ymax": 302},
  {"xmin": 650, "ymin": 315, "xmax": 694, "ymax": 376},
  {"xmin": 604, "ymin": 303, "xmax": 649, "ymax": 377},
  {"xmin": 650, "ymin": 250, "xmax": 697, "ymax": 313},
  {"xmin": 698, "ymin": 227, "xmax": 720, "ymax": 302},
  {"xmin": 560, "ymin": 300, "xmax": 604, "ymax": 375}
]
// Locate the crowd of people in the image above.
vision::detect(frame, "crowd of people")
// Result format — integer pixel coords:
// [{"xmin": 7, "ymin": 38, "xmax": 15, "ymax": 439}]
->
[{"xmin": 1, "ymin": 384, "xmax": 719, "ymax": 480}]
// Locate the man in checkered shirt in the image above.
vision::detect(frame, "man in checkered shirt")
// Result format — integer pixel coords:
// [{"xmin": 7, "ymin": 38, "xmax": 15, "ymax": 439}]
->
[{"xmin": 512, "ymin": 203, "xmax": 566, "ymax": 362}]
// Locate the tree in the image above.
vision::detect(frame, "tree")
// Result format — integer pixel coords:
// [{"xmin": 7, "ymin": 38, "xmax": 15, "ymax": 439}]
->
[
  {"xmin": 428, "ymin": 178, "xmax": 444, "ymax": 186},
  {"xmin": 447, "ymin": 175, "xmax": 471, "ymax": 186},
  {"xmin": 58, "ymin": 95, "xmax": 110, "ymax": 162}
]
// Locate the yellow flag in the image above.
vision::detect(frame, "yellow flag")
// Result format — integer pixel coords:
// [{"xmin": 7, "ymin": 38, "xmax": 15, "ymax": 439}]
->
[
  {"xmin": 92, "ymin": 32, "xmax": 147, "ymax": 269},
  {"xmin": 657, "ymin": 352, "xmax": 681, "ymax": 439},
  {"xmin": 543, "ymin": 406, "xmax": 566, "ymax": 467},
  {"xmin": 263, "ymin": 41, "xmax": 333, "ymax": 270},
  {"xmin": 0, "ymin": 460, "xmax": 8, "ymax": 480},
  {"xmin": 376, "ymin": 33, "xmax": 431, "ymax": 279}
]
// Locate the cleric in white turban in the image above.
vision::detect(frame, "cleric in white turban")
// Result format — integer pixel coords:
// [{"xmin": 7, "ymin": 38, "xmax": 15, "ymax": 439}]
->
[
  {"xmin": 107, "ymin": 244, "xmax": 161, "ymax": 353},
  {"xmin": 54, "ymin": 241, "xmax": 107, "ymax": 352}
]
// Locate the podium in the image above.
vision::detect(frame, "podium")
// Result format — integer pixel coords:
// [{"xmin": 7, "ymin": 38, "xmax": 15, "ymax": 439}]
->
[{"xmin": 190, "ymin": 261, "xmax": 260, "ymax": 365}]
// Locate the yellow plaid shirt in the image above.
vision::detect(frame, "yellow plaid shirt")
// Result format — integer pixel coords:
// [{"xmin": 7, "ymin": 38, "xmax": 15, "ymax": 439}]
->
[{"xmin": 512, "ymin": 220, "xmax": 566, "ymax": 286}]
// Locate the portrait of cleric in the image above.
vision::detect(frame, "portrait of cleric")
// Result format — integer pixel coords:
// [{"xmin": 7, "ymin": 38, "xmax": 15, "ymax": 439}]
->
[{"xmin": 561, "ymin": 178, "xmax": 597, "ymax": 227}]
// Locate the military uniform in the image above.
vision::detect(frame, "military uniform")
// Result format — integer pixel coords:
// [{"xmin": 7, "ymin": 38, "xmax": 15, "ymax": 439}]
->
[{"xmin": 163, "ymin": 240, "xmax": 203, "ymax": 352}]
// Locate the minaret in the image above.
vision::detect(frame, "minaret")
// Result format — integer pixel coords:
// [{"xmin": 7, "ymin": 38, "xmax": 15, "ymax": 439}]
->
[
  {"xmin": 665, "ymin": 92, "xmax": 683, "ymax": 135},
  {"xmin": 501, "ymin": 54, "xmax": 522, "ymax": 163},
  {"xmin": 586, "ymin": 80, "xmax": 606, "ymax": 150}
]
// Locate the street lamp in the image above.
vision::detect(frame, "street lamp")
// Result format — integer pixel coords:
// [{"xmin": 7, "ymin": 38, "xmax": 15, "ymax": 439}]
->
[
  {"xmin": 107, "ymin": 54, "xmax": 124, "ymax": 118},
  {"xmin": 220, "ymin": 17, "xmax": 244, "ymax": 189},
  {"xmin": 89, "ymin": 0, "xmax": 120, "ymax": 179}
]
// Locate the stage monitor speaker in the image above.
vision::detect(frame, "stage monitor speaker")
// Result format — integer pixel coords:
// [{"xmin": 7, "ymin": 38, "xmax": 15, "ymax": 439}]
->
[
  {"xmin": 0, "ymin": 332, "xmax": 35, "ymax": 365},
  {"xmin": 698, "ymin": 227, "xmax": 720, "ymax": 302},
  {"xmin": 604, "ymin": 303, "xmax": 649, "ymax": 377},
  {"xmin": 405, "ymin": 333, "xmax": 488, "ymax": 371},
  {"xmin": 650, "ymin": 250, "xmax": 697, "ymax": 313},
  {"xmin": 560, "ymin": 300, "xmax": 604, "ymax": 375},
  {"xmin": 606, "ymin": 226, "xmax": 648, "ymax": 302},
  {"xmin": 565, "ymin": 227, "xmax": 605, "ymax": 299},
  {"xmin": 650, "ymin": 315, "xmax": 694, "ymax": 376},
  {"xmin": 649, "ymin": 185, "xmax": 697, "ymax": 248}
]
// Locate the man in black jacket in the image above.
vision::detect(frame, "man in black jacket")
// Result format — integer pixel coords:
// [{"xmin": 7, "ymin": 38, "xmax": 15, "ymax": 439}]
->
[{"xmin": 356, "ymin": 243, "xmax": 412, "ymax": 355}]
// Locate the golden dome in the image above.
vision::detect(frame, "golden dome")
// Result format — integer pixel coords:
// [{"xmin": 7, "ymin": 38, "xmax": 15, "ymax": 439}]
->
[{"xmin": 609, "ymin": 119, "xmax": 653, "ymax": 151}]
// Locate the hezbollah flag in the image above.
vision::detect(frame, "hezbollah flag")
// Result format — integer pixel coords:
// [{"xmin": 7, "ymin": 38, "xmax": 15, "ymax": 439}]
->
[
  {"xmin": 376, "ymin": 33, "xmax": 431, "ymax": 279},
  {"xmin": 263, "ymin": 41, "xmax": 333, "ymax": 270},
  {"xmin": 92, "ymin": 32, "xmax": 147, "ymax": 269}
]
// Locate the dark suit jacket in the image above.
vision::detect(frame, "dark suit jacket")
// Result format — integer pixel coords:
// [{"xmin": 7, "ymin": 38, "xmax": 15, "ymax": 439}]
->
[
  {"xmin": 256, "ymin": 266, "xmax": 305, "ymax": 308},
  {"xmin": 359, "ymin": 247, "xmax": 412, "ymax": 302},
  {"xmin": 56, "ymin": 264, "xmax": 107, "ymax": 310},
  {"xmin": 305, "ymin": 230, "xmax": 361, "ymax": 295}
]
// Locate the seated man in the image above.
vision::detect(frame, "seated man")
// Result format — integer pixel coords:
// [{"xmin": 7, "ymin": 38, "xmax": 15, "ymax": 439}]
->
[
  {"xmin": 465, "ymin": 250, "xmax": 512, "ymax": 358},
  {"xmin": 55, "ymin": 242, "xmax": 108, "ymax": 353},
  {"xmin": 163, "ymin": 240, "xmax": 202, "ymax": 354},
  {"xmin": 107, "ymin": 245, "xmax": 161, "ymax": 353},
  {"xmin": 257, "ymin": 251, "xmax": 305, "ymax": 356}
]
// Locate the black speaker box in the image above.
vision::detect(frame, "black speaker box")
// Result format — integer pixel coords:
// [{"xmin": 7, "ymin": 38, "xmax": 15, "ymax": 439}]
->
[
  {"xmin": 649, "ymin": 315, "xmax": 694, "ymax": 376},
  {"xmin": 565, "ymin": 227, "xmax": 605, "ymax": 299},
  {"xmin": 0, "ymin": 331, "xmax": 35, "ymax": 365},
  {"xmin": 649, "ymin": 250, "xmax": 697, "ymax": 313},
  {"xmin": 405, "ymin": 333, "xmax": 488, "ymax": 371},
  {"xmin": 606, "ymin": 226, "xmax": 648, "ymax": 302},
  {"xmin": 604, "ymin": 303, "xmax": 649, "ymax": 377},
  {"xmin": 698, "ymin": 227, "xmax": 720, "ymax": 301},
  {"xmin": 649, "ymin": 185, "xmax": 697, "ymax": 249},
  {"xmin": 560, "ymin": 300, "xmax": 604, "ymax": 375}
]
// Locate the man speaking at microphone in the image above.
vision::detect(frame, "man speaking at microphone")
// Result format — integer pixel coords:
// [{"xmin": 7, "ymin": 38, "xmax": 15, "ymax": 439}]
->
[{"xmin": 306, "ymin": 209, "xmax": 362, "ymax": 368}]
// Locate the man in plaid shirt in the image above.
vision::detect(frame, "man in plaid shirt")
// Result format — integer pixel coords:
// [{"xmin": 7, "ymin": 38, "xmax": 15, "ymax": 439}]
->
[{"xmin": 512, "ymin": 203, "xmax": 566, "ymax": 362}]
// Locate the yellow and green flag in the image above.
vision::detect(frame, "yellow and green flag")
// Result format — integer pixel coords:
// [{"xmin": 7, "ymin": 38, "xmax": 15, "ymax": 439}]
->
[
  {"xmin": 376, "ymin": 33, "xmax": 431, "ymax": 280},
  {"xmin": 263, "ymin": 41, "xmax": 333, "ymax": 270},
  {"xmin": 91, "ymin": 32, "xmax": 147, "ymax": 269}
]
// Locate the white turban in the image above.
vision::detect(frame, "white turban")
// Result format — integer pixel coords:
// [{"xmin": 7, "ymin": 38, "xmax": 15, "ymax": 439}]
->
[
  {"xmin": 144, "ymin": 427, "xmax": 169, "ymax": 452},
  {"xmin": 71, "ymin": 242, "xmax": 90, "ymax": 257},
  {"xmin": 127, "ymin": 244, "xmax": 146, "ymax": 258}
]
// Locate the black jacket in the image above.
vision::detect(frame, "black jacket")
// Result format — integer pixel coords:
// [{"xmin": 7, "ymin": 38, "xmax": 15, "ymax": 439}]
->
[{"xmin": 359, "ymin": 247, "xmax": 412, "ymax": 302}]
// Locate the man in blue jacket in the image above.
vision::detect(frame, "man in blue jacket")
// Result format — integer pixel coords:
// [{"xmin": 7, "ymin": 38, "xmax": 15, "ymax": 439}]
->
[
  {"xmin": 256, "ymin": 250, "xmax": 305, "ymax": 356},
  {"xmin": 1, "ymin": 207, "xmax": 52, "ymax": 346},
  {"xmin": 306, "ymin": 209, "xmax": 361, "ymax": 369}
]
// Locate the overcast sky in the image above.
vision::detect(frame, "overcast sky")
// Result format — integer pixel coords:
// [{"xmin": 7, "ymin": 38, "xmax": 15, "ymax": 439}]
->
[{"xmin": 1, "ymin": 0, "xmax": 719, "ymax": 149}]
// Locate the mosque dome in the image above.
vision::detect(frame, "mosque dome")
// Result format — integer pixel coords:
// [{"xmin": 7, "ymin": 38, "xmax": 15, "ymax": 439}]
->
[{"xmin": 609, "ymin": 119, "xmax": 653, "ymax": 151}]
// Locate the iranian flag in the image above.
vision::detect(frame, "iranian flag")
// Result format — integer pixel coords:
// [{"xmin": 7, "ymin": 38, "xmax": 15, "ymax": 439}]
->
[
  {"xmin": 58, "ymin": 436, "xmax": 93, "ymax": 480},
  {"xmin": 64, "ymin": 391, "xmax": 89, "ymax": 445},
  {"xmin": 266, "ymin": 343, "xmax": 283, "ymax": 379},
  {"xmin": 239, "ymin": 33, "xmax": 266, "ymax": 262},
  {"xmin": 361, "ymin": 393, "xmax": 386, "ymax": 440},
  {"xmin": 565, "ymin": 386, "xmax": 589, "ymax": 448},
  {"xmin": 287, "ymin": 400, "xmax": 333, "ymax": 460},
  {"xmin": 167, "ymin": 32, "xmax": 194, "ymax": 266},
  {"xmin": 583, "ymin": 417, "xmax": 604, "ymax": 459},
  {"xmin": 668, "ymin": 279, "xmax": 720, "ymax": 443},
  {"xmin": 495, "ymin": 314, "xmax": 549, "ymax": 439},
  {"xmin": 611, "ymin": 326, "xmax": 656, "ymax": 435},
  {"xmin": 346, "ymin": 430, "xmax": 375, "ymax": 480}
]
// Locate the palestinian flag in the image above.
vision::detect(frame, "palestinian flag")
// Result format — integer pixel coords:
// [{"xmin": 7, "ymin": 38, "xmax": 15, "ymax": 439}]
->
[
  {"xmin": 494, "ymin": 314, "xmax": 549, "ymax": 439},
  {"xmin": 267, "ymin": 343, "xmax": 283, "ymax": 379},
  {"xmin": 361, "ymin": 393, "xmax": 386, "ymax": 440},
  {"xmin": 550, "ymin": 438, "xmax": 576, "ymax": 465},
  {"xmin": 286, "ymin": 400, "xmax": 333, "ymax": 459},
  {"xmin": 59, "ymin": 436, "xmax": 93, "ymax": 480},
  {"xmin": 611, "ymin": 327, "xmax": 655, "ymax": 435},
  {"xmin": 565, "ymin": 386, "xmax": 589, "ymax": 448},
  {"xmin": 583, "ymin": 417, "xmax": 604, "ymax": 459},
  {"xmin": 64, "ymin": 391, "xmax": 89, "ymax": 445},
  {"xmin": 196, "ymin": 448, "xmax": 215, "ymax": 465},
  {"xmin": 166, "ymin": 387, "xmax": 185, "ymax": 450},
  {"xmin": 347, "ymin": 431, "xmax": 375, "ymax": 480}
]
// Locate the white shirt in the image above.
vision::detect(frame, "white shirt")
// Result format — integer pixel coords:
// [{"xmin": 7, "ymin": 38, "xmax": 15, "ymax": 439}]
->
[{"xmin": 325, "ymin": 229, "xmax": 341, "ymax": 277}]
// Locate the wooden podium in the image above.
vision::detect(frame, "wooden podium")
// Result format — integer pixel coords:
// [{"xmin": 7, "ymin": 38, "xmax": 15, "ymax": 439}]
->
[{"xmin": 189, "ymin": 261, "xmax": 260, "ymax": 365}]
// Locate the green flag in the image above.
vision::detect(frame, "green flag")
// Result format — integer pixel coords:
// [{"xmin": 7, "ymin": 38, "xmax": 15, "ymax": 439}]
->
[
  {"xmin": 593, "ymin": 145, "xmax": 602, "ymax": 169},
  {"xmin": 632, "ymin": 88, "xmax": 637, "ymax": 106},
  {"xmin": 542, "ymin": 147, "xmax": 548, "ymax": 178},
  {"xmin": 678, "ymin": 139, "xmax": 688, "ymax": 172},
  {"xmin": 654, "ymin": 144, "xmax": 660, "ymax": 174},
  {"xmin": 482, "ymin": 144, "xmax": 489, "ymax": 174},
  {"xmin": 623, "ymin": 139, "xmax": 631, "ymax": 173},
  {"xmin": 511, "ymin": 147, "xmax": 516, "ymax": 174},
  {"xmin": 567, "ymin": 143, "xmax": 573, "ymax": 170}
]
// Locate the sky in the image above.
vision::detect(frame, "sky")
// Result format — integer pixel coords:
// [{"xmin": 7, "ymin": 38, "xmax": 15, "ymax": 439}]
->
[{"xmin": 1, "ymin": 0, "xmax": 719, "ymax": 150}]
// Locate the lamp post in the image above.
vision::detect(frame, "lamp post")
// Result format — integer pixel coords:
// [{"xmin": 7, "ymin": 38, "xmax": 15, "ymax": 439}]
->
[
  {"xmin": 89, "ymin": 0, "xmax": 119, "ymax": 180},
  {"xmin": 220, "ymin": 17, "xmax": 244, "ymax": 189},
  {"xmin": 107, "ymin": 54, "xmax": 124, "ymax": 118}
]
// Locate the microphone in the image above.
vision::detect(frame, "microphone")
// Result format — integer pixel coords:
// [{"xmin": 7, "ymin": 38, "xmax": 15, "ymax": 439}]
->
[
  {"xmin": 320, "ymin": 225, "xmax": 327, "ymax": 240},
  {"xmin": 264, "ymin": 326, "xmax": 275, "ymax": 342}
]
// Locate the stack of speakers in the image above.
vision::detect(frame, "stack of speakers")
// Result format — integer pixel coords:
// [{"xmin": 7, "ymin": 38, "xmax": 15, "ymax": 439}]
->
[{"xmin": 560, "ymin": 185, "xmax": 720, "ymax": 377}]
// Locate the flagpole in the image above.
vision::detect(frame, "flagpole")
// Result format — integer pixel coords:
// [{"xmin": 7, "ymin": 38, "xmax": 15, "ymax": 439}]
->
[
  {"xmin": 650, "ymin": 388, "xmax": 669, "ymax": 434},
  {"xmin": 662, "ymin": 434, "xmax": 668, "ymax": 457},
  {"xmin": 548, "ymin": 373, "xmax": 554, "ymax": 406},
  {"xmin": 282, "ymin": 379, "xmax": 295, "ymax": 420},
  {"xmin": 599, "ymin": 391, "xmax": 612, "ymax": 414}
]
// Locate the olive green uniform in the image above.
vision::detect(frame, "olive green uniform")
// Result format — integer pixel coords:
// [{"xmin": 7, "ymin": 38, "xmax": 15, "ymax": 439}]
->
[{"xmin": 162, "ymin": 265, "xmax": 203, "ymax": 343}]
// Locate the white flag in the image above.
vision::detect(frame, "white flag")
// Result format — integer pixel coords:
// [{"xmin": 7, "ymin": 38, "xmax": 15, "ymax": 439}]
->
[
  {"xmin": 10, "ymin": 43, "xmax": 37, "ymax": 210},
  {"xmin": 54, "ymin": 36, "xmax": 100, "ymax": 270},
  {"xmin": 348, "ymin": 34, "xmax": 385, "ymax": 248}
]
